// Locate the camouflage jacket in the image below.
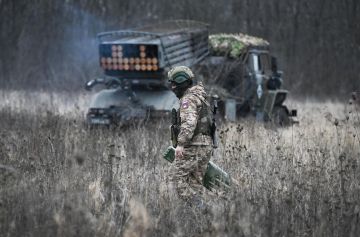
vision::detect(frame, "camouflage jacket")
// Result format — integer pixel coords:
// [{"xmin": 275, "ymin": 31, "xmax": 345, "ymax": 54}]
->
[{"xmin": 177, "ymin": 82, "xmax": 212, "ymax": 147}]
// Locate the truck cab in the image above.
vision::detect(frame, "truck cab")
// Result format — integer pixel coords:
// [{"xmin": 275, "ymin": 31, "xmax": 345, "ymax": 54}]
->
[
  {"xmin": 245, "ymin": 49, "xmax": 296, "ymax": 125},
  {"xmin": 201, "ymin": 34, "xmax": 297, "ymax": 125}
]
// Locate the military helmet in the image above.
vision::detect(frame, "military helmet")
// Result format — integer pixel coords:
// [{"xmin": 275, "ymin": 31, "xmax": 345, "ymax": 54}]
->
[{"xmin": 168, "ymin": 66, "xmax": 194, "ymax": 84}]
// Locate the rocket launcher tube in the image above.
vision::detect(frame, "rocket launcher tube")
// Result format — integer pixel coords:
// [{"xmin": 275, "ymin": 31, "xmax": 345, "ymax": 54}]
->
[{"xmin": 162, "ymin": 146, "xmax": 231, "ymax": 190}]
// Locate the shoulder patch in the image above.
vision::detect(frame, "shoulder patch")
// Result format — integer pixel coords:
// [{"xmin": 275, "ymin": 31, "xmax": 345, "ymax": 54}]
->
[{"xmin": 181, "ymin": 100, "xmax": 189, "ymax": 109}]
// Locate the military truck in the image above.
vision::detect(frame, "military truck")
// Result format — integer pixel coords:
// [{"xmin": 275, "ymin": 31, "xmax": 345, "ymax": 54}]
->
[
  {"xmin": 198, "ymin": 33, "xmax": 297, "ymax": 125},
  {"xmin": 85, "ymin": 20, "xmax": 296, "ymax": 126}
]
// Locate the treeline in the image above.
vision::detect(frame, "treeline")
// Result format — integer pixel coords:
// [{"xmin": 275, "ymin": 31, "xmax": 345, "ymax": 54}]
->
[{"xmin": 0, "ymin": 0, "xmax": 359, "ymax": 97}]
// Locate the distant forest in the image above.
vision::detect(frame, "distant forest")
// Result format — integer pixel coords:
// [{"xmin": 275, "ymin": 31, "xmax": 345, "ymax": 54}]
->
[{"xmin": 0, "ymin": 0, "xmax": 359, "ymax": 97}]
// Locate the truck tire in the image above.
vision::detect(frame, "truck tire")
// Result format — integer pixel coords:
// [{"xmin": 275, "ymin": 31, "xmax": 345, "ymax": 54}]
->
[{"xmin": 272, "ymin": 106, "xmax": 290, "ymax": 126}]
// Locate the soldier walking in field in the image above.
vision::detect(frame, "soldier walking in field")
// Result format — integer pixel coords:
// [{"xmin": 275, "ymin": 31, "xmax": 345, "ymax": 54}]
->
[{"xmin": 167, "ymin": 66, "xmax": 214, "ymax": 206}]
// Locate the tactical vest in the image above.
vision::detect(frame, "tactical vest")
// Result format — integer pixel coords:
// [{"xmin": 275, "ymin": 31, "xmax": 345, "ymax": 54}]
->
[{"xmin": 177, "ymin": 97, "xmax": 212, "ymax": 138}]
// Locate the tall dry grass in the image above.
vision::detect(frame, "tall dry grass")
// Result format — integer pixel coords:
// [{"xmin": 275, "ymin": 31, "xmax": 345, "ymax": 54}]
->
[{"xmin": 0, "ymin": 90, "xmax": 359, "ymax": 236}]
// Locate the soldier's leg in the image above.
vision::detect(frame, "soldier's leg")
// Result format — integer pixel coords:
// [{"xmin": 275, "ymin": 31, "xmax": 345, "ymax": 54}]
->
[
  {"xmin": 188, "ymin": 146, "xmax": 212, "ymax": 197},
  {"xmin": 172, "ymin": 146, "xmax": 198, "ymax": 201},
  {"xmin": 172, "ymin": 146, "xmax": 212, "ymax": 202}
]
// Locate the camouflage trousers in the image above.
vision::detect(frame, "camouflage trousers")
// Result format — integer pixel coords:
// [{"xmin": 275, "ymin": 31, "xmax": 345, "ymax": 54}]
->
[{"xmin": 171, "ymin": 145, "xmax": 213, "ymax": 203}]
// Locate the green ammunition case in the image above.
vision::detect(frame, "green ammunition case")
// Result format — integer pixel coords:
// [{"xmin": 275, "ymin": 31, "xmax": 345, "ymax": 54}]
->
[{"xmin": 162, "ymin": 146, "xmax": 231, "ymax": 190}]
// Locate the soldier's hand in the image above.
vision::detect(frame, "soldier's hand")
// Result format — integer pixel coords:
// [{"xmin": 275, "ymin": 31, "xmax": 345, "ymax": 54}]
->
[{"xmin": 175, "ymin": 146, "xmax": 184, "ymax": 159}]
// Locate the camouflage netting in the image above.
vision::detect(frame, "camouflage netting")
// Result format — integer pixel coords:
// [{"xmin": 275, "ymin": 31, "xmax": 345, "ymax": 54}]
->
[{"xmin": 209, "ymin": 33, "xmax": 269, "ymax": 58}]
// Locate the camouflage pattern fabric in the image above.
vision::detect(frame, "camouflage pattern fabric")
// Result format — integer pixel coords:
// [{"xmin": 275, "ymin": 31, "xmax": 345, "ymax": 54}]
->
[
  {"xmin": 209, "ymin": 33, "xmax": 270, "ymax": 58},
  {"xmin": 172, "ymin": 82, "xmax": 213, "ymax": 203},
  {"xmin": 172, "ymin": 146, "xmax": 213, "ymax": 202},
  {"xmin": 177, "ymin": 82, "xmax": 212, "ymax": 147}
]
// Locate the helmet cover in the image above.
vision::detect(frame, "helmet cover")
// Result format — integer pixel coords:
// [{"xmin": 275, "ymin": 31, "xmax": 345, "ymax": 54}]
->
[{"xmin": 168, "ymin": 66, "xmax": 194, "ymax": 84}]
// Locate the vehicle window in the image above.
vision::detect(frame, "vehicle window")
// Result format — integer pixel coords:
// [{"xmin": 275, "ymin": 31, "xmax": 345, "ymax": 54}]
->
[
  {"xmin": 252, "ymin": 54, "xmax": 260, "ymax": 72},
  {"xmin": 259, "ymin": 54, "xmax": 271, "ymax": 75}
]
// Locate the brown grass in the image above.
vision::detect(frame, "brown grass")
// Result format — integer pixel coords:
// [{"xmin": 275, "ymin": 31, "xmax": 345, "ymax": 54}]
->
[{"xmin": 0, "ymin": 90, "xmax": 360, "ymax": 237}]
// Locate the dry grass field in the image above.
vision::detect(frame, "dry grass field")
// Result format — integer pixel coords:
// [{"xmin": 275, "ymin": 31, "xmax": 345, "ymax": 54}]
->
[{"xmin": 1, "ymin": 90, "xmax": 360, "ymax": 237}]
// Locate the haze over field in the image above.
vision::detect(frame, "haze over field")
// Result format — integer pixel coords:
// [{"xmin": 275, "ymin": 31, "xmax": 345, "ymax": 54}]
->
[{"xmin": 0, "ymin": 0, "xmax": 359, "ymax": 96}]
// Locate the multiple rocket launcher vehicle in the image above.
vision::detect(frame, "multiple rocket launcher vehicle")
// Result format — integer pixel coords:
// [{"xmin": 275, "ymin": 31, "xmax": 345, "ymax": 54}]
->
[{"xmin": 85, "ymin": 20, "xmax": 297, "ymax": 126}]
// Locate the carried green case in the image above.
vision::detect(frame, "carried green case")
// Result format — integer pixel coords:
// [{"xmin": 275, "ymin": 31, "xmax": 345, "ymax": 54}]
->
[{"xmin": 163, "ymin": 146, "xmax": 231, "ymax": 190}]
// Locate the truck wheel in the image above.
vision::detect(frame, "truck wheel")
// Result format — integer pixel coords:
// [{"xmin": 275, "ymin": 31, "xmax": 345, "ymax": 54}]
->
[{"xmin": 272, "ymin": 106, "xmax": 290, "ymax": 126}]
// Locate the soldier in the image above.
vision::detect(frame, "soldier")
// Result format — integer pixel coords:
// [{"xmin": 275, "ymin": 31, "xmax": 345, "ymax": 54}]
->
[{"xmin": 168, "ymin": 66, "xmax": 214, "ymax": 205}]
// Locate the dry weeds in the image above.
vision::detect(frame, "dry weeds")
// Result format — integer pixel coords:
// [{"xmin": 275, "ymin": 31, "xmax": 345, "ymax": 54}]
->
[{"xmin": 0, "ymin": 90, "xmax": 359, "ymax": 237}]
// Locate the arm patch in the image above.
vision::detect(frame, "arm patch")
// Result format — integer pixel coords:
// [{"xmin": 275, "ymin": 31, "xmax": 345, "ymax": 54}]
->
[{"xmin": 181, "ymin": 100, "xmax": 189, "ymax": 109}]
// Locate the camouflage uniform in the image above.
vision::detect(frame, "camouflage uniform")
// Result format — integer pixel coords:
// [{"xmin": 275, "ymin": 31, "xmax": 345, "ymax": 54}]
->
[{"xmin": 172, "ymin": 82, "xmax": 213, "ymax": 202}]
